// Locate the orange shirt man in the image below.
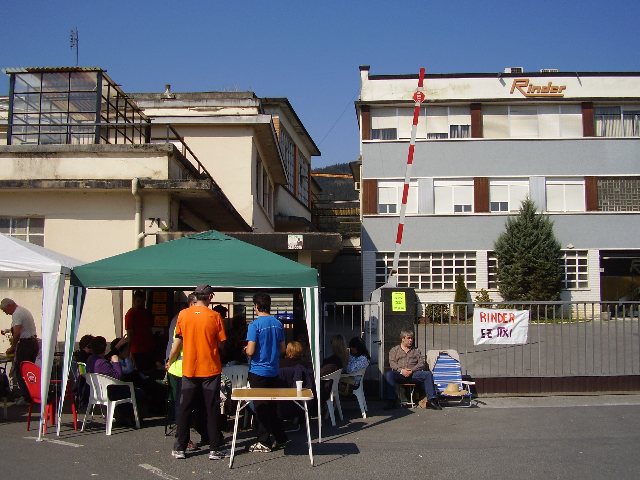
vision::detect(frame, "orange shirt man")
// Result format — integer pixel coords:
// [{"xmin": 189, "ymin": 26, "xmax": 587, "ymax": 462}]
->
[{"xmin": 167, "ymin": 284, "xmax": 228, "ymax": 460}]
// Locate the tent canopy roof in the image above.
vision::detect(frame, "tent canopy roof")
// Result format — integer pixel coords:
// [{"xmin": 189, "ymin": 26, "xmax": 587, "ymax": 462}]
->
[
  {"xmin": 0, "ymin": 233, "xmax": 85, "ymax": 277},
  {"xmin": 70, "ymin": 230, "xmax": 318, "ymax": 290}
]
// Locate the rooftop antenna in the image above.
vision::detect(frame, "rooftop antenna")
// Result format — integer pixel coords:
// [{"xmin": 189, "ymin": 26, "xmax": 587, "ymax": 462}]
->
[{"xmin": 70, "ymin": 28, "xmax": 79, "ymax": 66}]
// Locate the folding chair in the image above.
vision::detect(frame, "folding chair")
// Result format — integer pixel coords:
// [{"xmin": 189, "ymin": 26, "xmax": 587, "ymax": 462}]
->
[{"xmin": 429, "ymin": 350, "xmax": 475, "ymax": 407}]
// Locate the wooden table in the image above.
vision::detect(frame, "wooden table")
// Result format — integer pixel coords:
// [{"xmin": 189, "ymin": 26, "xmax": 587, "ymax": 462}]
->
[{"xmin": 229, "ymin": 387, "xmax": 315, "ymax": 468}]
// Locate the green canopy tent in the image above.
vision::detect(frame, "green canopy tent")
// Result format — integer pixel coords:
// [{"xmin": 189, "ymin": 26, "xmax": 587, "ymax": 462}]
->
[{"xmin": 58, "ymin": 230, "xmax": 324, "ymax": 439}]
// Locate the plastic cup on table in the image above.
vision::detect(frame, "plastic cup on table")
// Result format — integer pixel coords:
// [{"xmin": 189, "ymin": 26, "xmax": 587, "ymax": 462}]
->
[{"xmin": 296, "ymin": 380, "xmax": 303, "ymax": 393}]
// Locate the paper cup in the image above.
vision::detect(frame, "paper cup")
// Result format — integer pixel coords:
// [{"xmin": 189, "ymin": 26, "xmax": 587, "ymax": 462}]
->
[{"xmin": 296, "ymin": 380, "xmax": 303, "ymax": 392}]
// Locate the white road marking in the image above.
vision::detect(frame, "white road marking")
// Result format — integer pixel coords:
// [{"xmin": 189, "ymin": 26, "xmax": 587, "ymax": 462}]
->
[
  {"xmin": 139, "ymin": 464, "xmax": 180, "ymax": 480},
  {"xmin": 24, "ymin": 437, "xmax": 83, "ymax": 447}
]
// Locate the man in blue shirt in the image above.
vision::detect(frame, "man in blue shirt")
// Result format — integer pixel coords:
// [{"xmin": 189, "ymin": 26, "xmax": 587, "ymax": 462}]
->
[{"xmin": 243, "ymin": 292, "xmax": 287, "ymax": 452}]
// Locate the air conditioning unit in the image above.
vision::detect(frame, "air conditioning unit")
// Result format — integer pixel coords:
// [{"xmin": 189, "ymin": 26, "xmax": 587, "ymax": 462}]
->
[
  {"xmin": 540, "ymin": 68, "xmax": 559, "ymax": 73},
  {"xmin": 504, "ymin": 67, "xmax": 524, "ymax": 74}
]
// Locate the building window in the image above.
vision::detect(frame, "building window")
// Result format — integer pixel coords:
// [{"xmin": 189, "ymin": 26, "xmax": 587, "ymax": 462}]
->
[
  {"xmin": 371, "ymin": 128, "xmax": 397, "ymax": 140},
  {"xmin": 423, "ymin": 106, "xmax": 471, "ymax": 140},
  {"xmin": 298, "ymin": 154, "xmax": 309, "ymax": 206},
  {"xmin": 489, "ymin": 179, "xmax": 529, "ymax": 212},
  {"xmin": 487, "ymin": 253, "xmax": 498, "ymax": 290},
  {"xmin": 377, "ymin": 181, "xmax": 418, "ymax": 215},
  {"xmin": 256, "ymin": 157, "xmax": 273, "ymax": 218},
  {"xmin": 560, "ymin": 250, "xmax": 588, "ymax": 289},
  {"xmin": 376, "ymin": 252, "xmax": 476, "ymax": 290},
  {"xmin": 370, "ymin": 107, "xmax": 398, "ymax": 140},
  {"xmin": 0, "ymin": 217, "xmax": 44, "ymax": 289},
  {"xmin": 434, "ymin": 180, "xmax": 473, "ymax": 214},
  {"xmin": 546, "ymin": 178, "xmax": 585, "ymax": 212},
  {"xmin": 482, "ymin": 105, "xmax": 583, "ymax": 138},
  {"xmin": 595, "ymin": 107, "xmax": 640, "ymax": 137},
  {"xmin": 280, "ymin": 127, "xmax": 296, "ymax": 192},
  {"xmin": 598, "ymin": 177, "xmax": 640, "ymax": 211}
]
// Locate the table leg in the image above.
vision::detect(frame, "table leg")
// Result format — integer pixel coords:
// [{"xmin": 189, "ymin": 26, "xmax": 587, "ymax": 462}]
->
[
  {"xmin": 229, "ymin": 400, "xmax": 243, "ymax": 469},
  {"xmin": 303, "ymin": 403, "xmax": 314, "ymax": 466}
]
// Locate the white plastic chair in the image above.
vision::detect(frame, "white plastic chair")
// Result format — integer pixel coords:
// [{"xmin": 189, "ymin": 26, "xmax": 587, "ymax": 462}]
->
[
  {"xmin": 81, "ymin": 373, "xmax": 140, "ymax": 435},
  {"xmin": 340, "ymin": 367, "xmax": 368, "ymax": 418},
  {"xmin": 322, "ymin": 369, "xmax": 343, "ymax": 426},
  {"xmin": 222, "ymin": 365, "xmax": 249, "ymax": 389},
  {"xmin": 222, "ymin": 365, "xmax": 250, "ymax": 428}
]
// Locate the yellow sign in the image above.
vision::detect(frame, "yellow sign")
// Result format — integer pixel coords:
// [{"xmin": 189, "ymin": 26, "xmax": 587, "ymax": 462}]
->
[
  {"xmin": 392, "ymin": 292, "xmax": 406, "ymax": 312},
  {"xmin": 152, "ymin": 303, "xmax": 167, "ymax": 315},
  {"xmin": 153, "ymin": 291, "xmax": 168, "ymax": 302},
  {"xmin": 154, "ymin": 315, "xmax": 169, "ymax": 327}
]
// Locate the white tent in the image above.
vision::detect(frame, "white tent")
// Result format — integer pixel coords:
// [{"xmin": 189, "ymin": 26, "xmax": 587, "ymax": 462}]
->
[{"xmin": 0, "ymin": 233, "xmax": 85, "ymax": 440}]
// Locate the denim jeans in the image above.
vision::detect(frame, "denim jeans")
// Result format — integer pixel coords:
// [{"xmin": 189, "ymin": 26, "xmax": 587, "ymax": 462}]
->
[{"xmin": 384, "ymin": 369, "xmax": 437, "ymax": 400}]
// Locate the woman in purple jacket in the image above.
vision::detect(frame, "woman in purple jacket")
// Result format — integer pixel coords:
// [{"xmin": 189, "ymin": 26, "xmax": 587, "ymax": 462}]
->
[{"xmin": 86, "ymin": 336, "xmax": 143, "ymax": 426}]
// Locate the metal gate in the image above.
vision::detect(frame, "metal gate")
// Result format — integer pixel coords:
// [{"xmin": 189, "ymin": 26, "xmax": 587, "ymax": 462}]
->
[{"xmin": 321, "ymin": 301, "xmax": 381, "ymax": 381}]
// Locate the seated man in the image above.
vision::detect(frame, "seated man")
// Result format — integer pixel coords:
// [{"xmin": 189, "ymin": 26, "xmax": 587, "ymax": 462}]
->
[{"xmin": 384, "ymin": 330, "xmax": 441, "ymax": 411}]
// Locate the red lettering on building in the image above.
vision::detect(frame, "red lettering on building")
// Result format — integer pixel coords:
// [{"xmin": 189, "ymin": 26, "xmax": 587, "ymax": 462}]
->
[{"xmin": 510, "ymin": 78, "xmax": 566, "ymax": 98}]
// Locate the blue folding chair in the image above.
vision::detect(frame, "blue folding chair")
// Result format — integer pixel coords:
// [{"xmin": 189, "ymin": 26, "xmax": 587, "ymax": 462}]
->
[{"xmin": 430, "ymin": 350, "xmax": 475, "ymax": 407}]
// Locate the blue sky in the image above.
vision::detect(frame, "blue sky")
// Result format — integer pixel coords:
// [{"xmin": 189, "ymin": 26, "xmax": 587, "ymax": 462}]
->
[{"xmin": 2, "ymin": 0, "xmax": 639, "ymax": 168}]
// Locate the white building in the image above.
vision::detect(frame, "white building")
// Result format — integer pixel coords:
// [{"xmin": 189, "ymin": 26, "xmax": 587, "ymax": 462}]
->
[{"xmin": 356, "ymin": 66, "xmax": 640, "ymax": 305}]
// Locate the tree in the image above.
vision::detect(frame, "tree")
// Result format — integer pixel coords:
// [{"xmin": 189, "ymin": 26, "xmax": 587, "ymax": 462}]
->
[
  {"xmin": 493, "ymin": 198, "xmax": 562, "ymax": 301},
  {"xmin": 453, "ymin": 274, "xmax": 469, "ymax": 321},
  {"xmin": 475, "ymin": 288, "xmax": 493, "ymax": 308}
]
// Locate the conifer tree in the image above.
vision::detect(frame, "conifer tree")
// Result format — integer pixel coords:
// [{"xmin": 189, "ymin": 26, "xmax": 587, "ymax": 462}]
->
[
  {"xmin": 453, "ymin": 274, "xmax": 469, "ymax": 320},
  {"xmin": 493, "ymin": 198, "xmax": 562, "ymax": 301}
]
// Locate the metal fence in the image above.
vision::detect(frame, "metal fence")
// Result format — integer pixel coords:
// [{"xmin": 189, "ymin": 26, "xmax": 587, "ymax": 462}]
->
[
  {"xmin": 418, "ymin": 301, "xmax": 640, "ymax": 377},
  {"xmin": 322, "ymin": 300, "xmax": 640, "ymax": 379}
]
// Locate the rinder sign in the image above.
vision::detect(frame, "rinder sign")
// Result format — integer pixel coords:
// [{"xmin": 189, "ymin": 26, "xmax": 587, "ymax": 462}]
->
[{"xmin": 510, "ymin": 78, "xmax": 567, "ymax": 97}]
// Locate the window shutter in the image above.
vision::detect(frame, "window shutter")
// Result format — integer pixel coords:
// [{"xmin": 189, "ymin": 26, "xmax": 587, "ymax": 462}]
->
[
  {"xmin": 482, "ymin": 105, "xmax": 509, "ymax": 137},
  {"xmin": 474, "ymin": 177, "xmax": 489, "ymax": 213},
  {"xmin": 362, "ymin": 179, "xmax": 378, "ymax": 215},
  {"xmin": 585, "ymin": 176, "xmax": 598, "ymax": 211},
  {"xmin": 361, "ymin": 106, "xmax": 370, "ymax": 141},
  {"xmin": 471, "ymin": 103, "xmax": 483, "ymax": 138},
  {"xmin": 582, "ymin": 102, "xmax": 594, "ymax": 137}
]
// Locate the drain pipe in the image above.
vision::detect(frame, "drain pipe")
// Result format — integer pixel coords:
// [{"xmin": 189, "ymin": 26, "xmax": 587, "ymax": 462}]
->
[{"xmin": 132, "ymin": 178, "xmax": 145, "ymax": 249}]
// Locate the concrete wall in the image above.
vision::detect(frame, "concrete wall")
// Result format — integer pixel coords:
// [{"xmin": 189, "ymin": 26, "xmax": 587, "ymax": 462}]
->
[
  {"xmin": 0, "ymin": 152, "xmax": 176, "ymax": 180},
  {"xmin": 155, "ymin": 124, "xmax": 260, "ymax": 229},
  {"xmin": 362, "ymin": 213, "xmax": 640, "ymax": 252},
  {"xmin": 362, "ymin": 138, "xmax": 640, "ymax": 179}
]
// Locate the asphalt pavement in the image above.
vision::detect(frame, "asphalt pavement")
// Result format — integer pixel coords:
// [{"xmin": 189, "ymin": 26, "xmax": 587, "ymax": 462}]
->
[{"xmin": 3, "ymin": 393, "xmax": 640, "ymax": 480}]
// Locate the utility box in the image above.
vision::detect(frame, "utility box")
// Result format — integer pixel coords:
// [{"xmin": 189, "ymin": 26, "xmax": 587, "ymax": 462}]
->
[{"xmin": 382, "ymin": 287, "xmax": 417, "ymax": 371}]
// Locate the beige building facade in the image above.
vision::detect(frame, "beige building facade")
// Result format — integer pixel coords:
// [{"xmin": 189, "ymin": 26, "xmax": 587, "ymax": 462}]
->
[{"xmin": 0, "ymin": 67, "xmax": 326, "ymax": 348}]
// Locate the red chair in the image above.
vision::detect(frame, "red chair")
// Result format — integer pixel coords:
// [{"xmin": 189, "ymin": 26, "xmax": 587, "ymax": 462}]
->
[{"xmin": 20, "ymin": 361, "xmax": 78, "ymax": 434}]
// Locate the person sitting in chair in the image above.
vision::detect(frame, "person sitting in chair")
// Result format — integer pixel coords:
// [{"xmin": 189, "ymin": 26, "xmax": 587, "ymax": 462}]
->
[{"xmin": 384, "ymin": 330, "xmax": 441, "ymax": 411}]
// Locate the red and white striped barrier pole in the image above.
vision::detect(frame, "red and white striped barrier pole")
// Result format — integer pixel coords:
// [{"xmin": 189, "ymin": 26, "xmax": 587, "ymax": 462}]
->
[{"xmin": 390, "ymin": 68, "xmax": 425, "ymax": 281}]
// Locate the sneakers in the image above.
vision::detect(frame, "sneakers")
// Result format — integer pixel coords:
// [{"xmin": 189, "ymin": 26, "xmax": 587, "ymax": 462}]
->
[
  {"xmin": 13, "ymin": 397, "xmax": 29, "ymax": 406},
  {"xmin": 271, "ymin": 439, "xmax": 289, "ymax": 451},
  {"xmin": 209, "ymin": 449, "xmax": 231, "ymax": 460},
  {"xmin": 248, "ymin": 441, "xmax": 272, "ymax": 453},
  {"xmin": 186, "ymin": 441, "xmax": 199, "ymax": 452},
  {"xmin": 171, "ymin": 450, "xmax": 186, "ymax": 459}
]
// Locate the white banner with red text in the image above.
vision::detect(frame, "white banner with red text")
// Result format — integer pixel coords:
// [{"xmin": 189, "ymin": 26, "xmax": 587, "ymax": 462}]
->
[{"xmin": 473, "ymin": 308, "xmax": 529, "ymax": 345}]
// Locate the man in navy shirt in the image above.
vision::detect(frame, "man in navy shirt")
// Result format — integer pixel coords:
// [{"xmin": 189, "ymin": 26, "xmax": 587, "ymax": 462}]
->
[{"xmin": 243, "ymin": 292, "xmax": 287, "ymax": 453}]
